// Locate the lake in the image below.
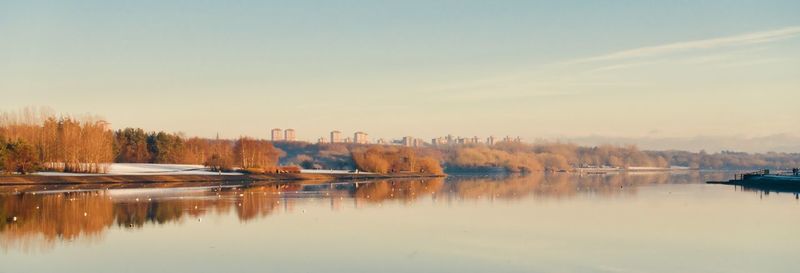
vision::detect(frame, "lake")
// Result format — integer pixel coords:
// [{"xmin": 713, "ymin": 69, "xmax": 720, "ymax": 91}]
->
[{"xmin": 1, "ymin": 172, "xmax": 798, "ymax": 273}]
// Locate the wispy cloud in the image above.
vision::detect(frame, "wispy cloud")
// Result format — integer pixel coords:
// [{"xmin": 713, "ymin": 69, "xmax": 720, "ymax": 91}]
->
[
  {"xmin": 417, "ymin": 26, "xmax": 800, "ymax": 101},
  {"xmin": 572, "ymin": 26, "xmax": 800, "ymax": 63}
]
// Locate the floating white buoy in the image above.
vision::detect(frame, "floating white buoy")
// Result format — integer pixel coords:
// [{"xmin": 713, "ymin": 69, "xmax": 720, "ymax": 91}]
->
[
  {"xmin": 12, "ymin": 216, "xmax": 17, "ymax": 221},
  {"xmin": 36, "ymin": 206, "xmax": 39, "ymax": 209},
  {"xmin": 83, "ymin": 212, "xmax": 87, "ymax": 216},
  {"xmin": 239, "ymin": 194, "xmax": 244, "ymax": 197},
  {"xmin": 135, "ymin": 198, "xmax": 139, "ymax": 202}
]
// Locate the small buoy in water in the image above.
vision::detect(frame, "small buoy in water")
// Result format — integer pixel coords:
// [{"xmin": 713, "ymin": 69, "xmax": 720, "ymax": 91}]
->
[
  {"xmin": 194, "ymin": 206, "xmax": 198, "ymax": 209},
  {"xmin": 12, "ymin": 216, "xmax": 17, "ymax": 221},
  {"xmin": 148, "ymin": 198, "xmax": 152, "ymax": 201},
  {"xmin": 36, "ymin": 206, "xmax": 39, "ymax": 209},
  {"xmin": 239, "ymin": 194, "xmax": 244, "ymax": 197},
  {"xmin": 83, "ymin": 212, "xmax": 87, "ymax": 216},
  {"xmin": 135, "ymin": 198, "xmax": 139, "ymax": 202}
]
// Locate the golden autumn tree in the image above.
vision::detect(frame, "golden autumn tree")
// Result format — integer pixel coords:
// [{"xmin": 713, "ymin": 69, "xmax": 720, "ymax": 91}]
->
[{"xmin": 233, "ymin": 137, "xmax": 280, "ymax": 171}]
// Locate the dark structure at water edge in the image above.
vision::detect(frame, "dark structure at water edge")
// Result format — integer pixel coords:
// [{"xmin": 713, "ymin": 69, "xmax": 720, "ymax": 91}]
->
[{"xmin": 708, "ymin": 169, "xmax": 800, "ymax": 192}]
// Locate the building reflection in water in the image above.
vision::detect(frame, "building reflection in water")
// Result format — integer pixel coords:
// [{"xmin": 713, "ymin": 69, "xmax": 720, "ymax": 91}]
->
[{"xmin": 0, "ymin": 171, "xmax": 730, "ymax": 251}]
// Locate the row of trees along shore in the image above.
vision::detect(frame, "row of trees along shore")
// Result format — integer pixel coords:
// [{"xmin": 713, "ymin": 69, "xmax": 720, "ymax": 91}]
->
[
  {"xmin": 112, "ymin": 128, "xmax": 281, "ymax": 172},
  {"xmin": 276, "ymin": 140, "xmax": 800, "ymax": 173},
  {"xmin": 3, "ymin": 108, "xmax": 799, "ymax": 175},
  {"xmin": 350, "ymin": 146, "xmax": 443, "ymax": 175},
  {"xmin": 0, "ymin": 111, "xmax": 113, "ymax": 174},
  {"xmin": 435, "ymin": 141, "xmax": 800, "ymax": 172},
  {"xmin": 0, "ymin": 109, "xmax": 283, "ymax": 174}
]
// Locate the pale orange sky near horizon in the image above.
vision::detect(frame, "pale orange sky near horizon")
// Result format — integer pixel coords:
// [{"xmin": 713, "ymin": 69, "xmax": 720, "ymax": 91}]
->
[{"xmin": 1, "ymin": 1, "xmax": 799, "ymax": 152}]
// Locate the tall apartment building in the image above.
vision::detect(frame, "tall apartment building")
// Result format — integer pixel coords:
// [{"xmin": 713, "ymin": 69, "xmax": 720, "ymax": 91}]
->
[
  {"xmin": 271, "ymin": 128, "xmax": 283, "ymax": 141},
  {"xmin": 354, "ymin": 131, "xmax": 369, "ymax": 144},
  {"xmin": 284, "ymin": 129, "xmax": 296, "ymax": 141},
  {"xmin": 402, "ymin": 136, "xmax": 414, "ymax": 147},
  {"xmin": 431, "ymin": 137, "xmax": 445, "ymax": 147},
  {"xmin": 330, "ymin": 130, "xmax": 342, "ymax": 143}
]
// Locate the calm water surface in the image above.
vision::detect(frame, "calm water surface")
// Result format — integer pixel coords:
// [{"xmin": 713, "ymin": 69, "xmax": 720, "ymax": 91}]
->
[{"xmin": 1, "ymin": 172, "xmax": 798, "ymax": 273}]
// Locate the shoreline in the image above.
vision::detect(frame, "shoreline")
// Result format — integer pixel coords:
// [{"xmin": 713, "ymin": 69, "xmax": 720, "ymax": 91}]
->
[
  {"xmin": 0, "ymin": 173, "xmax": 446, "ymax": 185},
  {"xmin": 707, "ymin": 174, "xmax": 800, "ymax": 192}
]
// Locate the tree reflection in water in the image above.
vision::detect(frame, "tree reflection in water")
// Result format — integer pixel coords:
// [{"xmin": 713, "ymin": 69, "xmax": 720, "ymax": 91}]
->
[{"xmin": 0, "ymin": 172, "xmax": 728, "ymax": 251}]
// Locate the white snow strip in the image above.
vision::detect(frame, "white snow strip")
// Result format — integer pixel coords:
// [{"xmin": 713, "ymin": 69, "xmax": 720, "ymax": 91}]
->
[
  {"xmin": 34, "ymin": 163, "xmax": 244, "ymax": 176},
  {"xmin": 300, "ymin": 169, "xmax": 374, "ymax": 174}
]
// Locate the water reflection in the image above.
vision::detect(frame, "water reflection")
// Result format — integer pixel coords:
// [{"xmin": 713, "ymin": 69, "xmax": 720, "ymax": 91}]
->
[{"xmin": 0, "ymin": 172, "xmax": 731, "ymax": 251}]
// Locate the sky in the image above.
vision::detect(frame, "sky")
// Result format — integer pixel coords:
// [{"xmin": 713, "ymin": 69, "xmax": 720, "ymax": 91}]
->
[{"xmin": 1, "ymin": 1, "xmax": 799, "ymax": 152}]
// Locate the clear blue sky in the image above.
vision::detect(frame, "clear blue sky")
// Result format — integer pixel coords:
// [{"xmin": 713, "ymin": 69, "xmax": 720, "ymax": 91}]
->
[{"xmin": 1, "ymin": 1, "xmax": 799, "ymax": 149}]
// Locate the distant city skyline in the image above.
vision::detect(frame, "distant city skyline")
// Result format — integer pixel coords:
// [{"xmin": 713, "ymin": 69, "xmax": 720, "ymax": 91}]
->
[
  {"xmin": 260, "ymin": 126, "xmax": 800, "ymax": 154},
  {"xmin": 1, "ymin": 1, "xmax": 798, "ymax": 152}
]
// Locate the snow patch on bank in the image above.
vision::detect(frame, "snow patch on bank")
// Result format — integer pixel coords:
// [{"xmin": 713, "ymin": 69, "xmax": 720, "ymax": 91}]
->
[{"xmin": 35, "ymin": 163, "xmax": 244, "ymax": 176}]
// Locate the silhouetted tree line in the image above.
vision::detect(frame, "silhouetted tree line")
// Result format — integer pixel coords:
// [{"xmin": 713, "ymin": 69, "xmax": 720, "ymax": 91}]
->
[
  {"xmin": 113, "ymin": 129, "xmax": 281, "ymax": 172},
  {"xmin": 0, "ymin": 108, "xmax": 114, "ymax": 174},
  {"xmin": 2, "ymin": 108, "xmax": 797, "ymax": 174},
  {"xmin": 351, "ymin": 146, "xmax": 443, "ymax": 174},
  {"xmin": 435, "ymin": 142, "xmax": 666, "ymax": 172},
  {"xmin": 273, "ymin": 142, "xmax": 444, "ymax": 174},
  {"xmin": 650, "ymin": 150, "xmax": 800, "ymax": 170},
  {"xmin": 276, "ymin": 140, "xmax": 800, "ymax": 173},
  {"xmin": 443, "ymin": 141, "xmax": 800, "ymax": 172},
  {"xmin": 0, "ymin": 108, "xmax": 281, "ymax": 174}
]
